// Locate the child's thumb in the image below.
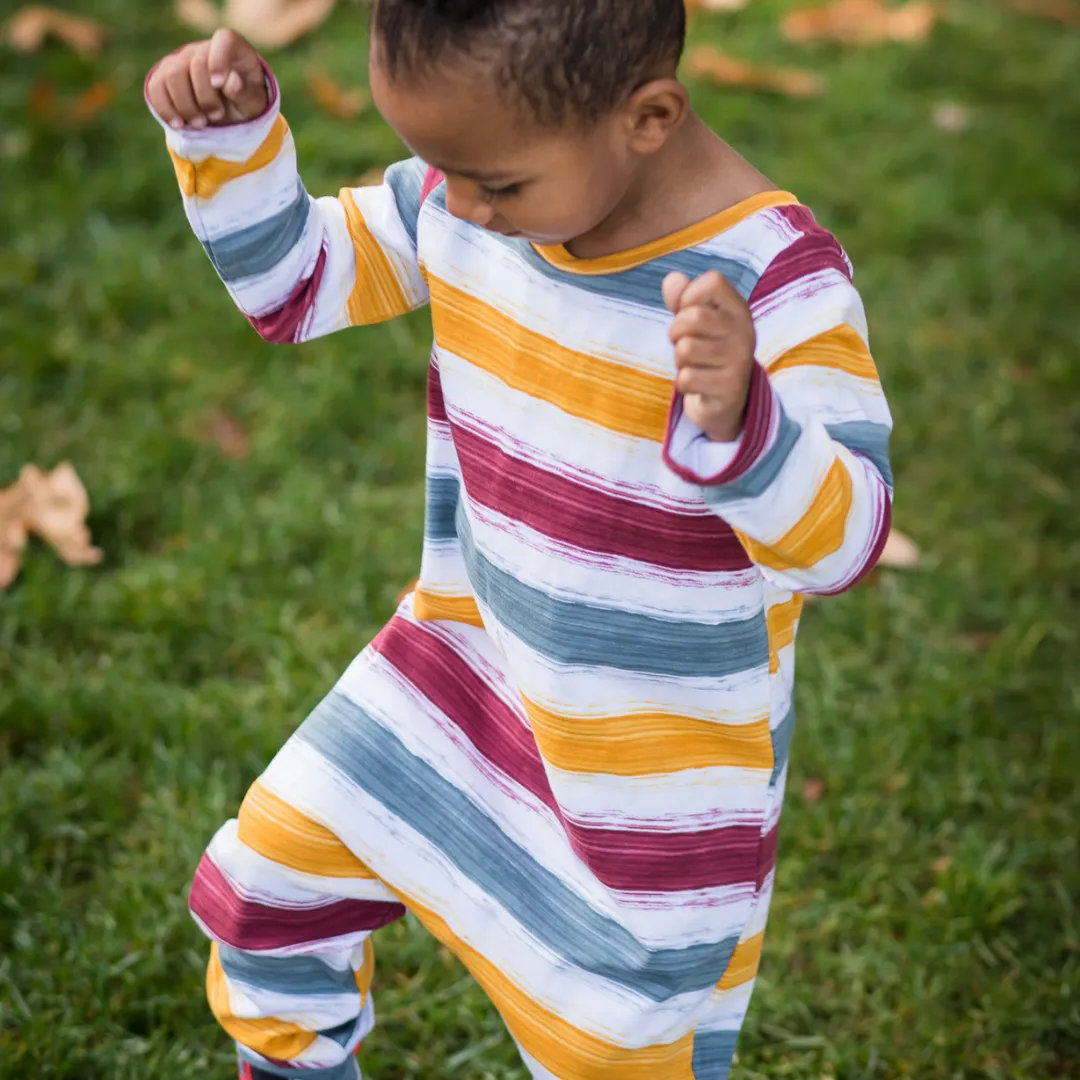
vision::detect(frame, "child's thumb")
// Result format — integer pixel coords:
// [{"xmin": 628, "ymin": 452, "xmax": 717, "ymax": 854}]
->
[
  {"xmin": 661, "ymin": 272, "xmax": 690, "ymax": 315},
  {"xmin": 207, "ymin": 28, "xmax": 257, "ymax": 88}
]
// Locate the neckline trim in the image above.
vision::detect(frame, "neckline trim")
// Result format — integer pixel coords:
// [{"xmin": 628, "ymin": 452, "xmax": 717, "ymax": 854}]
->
[{"xmin": 531, "ymin": 190, "xmax": 800, "ymax": 276}]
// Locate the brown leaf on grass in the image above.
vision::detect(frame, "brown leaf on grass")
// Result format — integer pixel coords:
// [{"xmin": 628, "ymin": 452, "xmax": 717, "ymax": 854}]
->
[
  {"xmin": 178, "ymin": 0, "xmax": 338, "ymax": 49},
  {"xmin": 307, "ymin": 71, "xmax": 369, "ymax": 120},
  {"xmin": 174, "ymin": 0, "xmax": 223, "ymax": 34},
  {"xmin": 71, "ymin": 80, "xmax": 115, "ymax": 123},
  {"xmin": 878, "ymin": 528, "xmax": 922, "ymax": 568},
  {"xmin": 782, "ymin": 0, "xmax": 937, "ymax": 46},
  {"xmin": 208, "ymin": 410, "xmax": 250, "ymax": 460},
  {"xmin": 1004, "ymin": 0, "xmax": 1080, "ymax": 24},
  {"xmin": 802, "ymin": 777, "xmax": 826, "ymax": 803},
  {"xmin": 0, "ymin": 464, "xmax": 104, "ymax": 587},
  {"xmin": 26, "ymin": 77, "xmax": 58, "ymax": 120},
  {"xmin": 686, "ymin": 45, "xmax": 825, "ymax": 97},
  {"xmin": 932, "ymin": 101, "xmax": 970, "ymax": 132},
  {"xmin": 26, "ymin": 77, "xmax": 115, "ymax": 126},
  {"xmin": 356, "ymin": 167, "xmax": 386, "ymax": 187},
  {"xmin": 3, "ymin": 5, "xmax": 108, "ymax": 56},
  {"xmin": 963, "ymin": 631, "xmax": 1000, "ymax": 651},
  {"xmin": 932, "ymin": 855, "xmax": 953, "ymax": 874},
  {"xmin": 0, "ymin": 483, "xmax": 30, "ymax": 590},
  {"xmin": 685, "ymin": 0, "xmax": 751, "ymax": 11}
]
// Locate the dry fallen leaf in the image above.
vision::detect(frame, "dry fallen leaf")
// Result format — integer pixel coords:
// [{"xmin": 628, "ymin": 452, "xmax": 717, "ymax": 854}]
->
[
  {"xmin": 0, "ymin": 463, "xmax": 104, "ymax": 587},
  {"xmin": 176, "ymin": 0, "xmax": 338, "ymax": 49},
  {"xmin": 931, "ymin": 855, "xmax": 953, "ymax": 874},
  {"xmin": 208, "ymin": 410, "xmax": 250, "ymax": 460},
  {"xmin": 802, "ymin": 777, "xmax": 826, "ymax": 803},
  {"xmin": 307, "ymin": 71, "xmax": 369, "ymax": 120},
  {"xmin": 26, "ymin": 77, "xmax": 115, "ymax": 126},
  {"xmin": 0, "ymin": 483, "xmax": 29, "ymax": 590},
  {"xmin": 686, "ymin": 45, "xmax": 825, "ymax": 97},
  {"xmin": 685, "ymin": 0, "xmax": 751, "ymax": 11},
  {"xmin": 932, "ymin": 101, "xmax": 970, "ymax": 133},
  {"xmin": 71, "ymin": 80, "xmax": 115, "ymax": 123},
  {"xmin": 783, "ymin": 0, "xmax": 937, "ymax": 46},
  {"xmin": 356, "ymin": 167, "xmax": 386, "ymax": 187},
  {"xmin": 3, "ymin": 5, "xmax": 108, "ymax": 56},
  {"xmin": 21, "ymin": 464, "xmax": 104, "ymax": 569},
  {"xmin": 878, "ymin": 528, "xmax": 922, "ymax": 569},
  {"xmin": 1004, "ymin": 0, "xmax": 1080, "ymax": 24}
]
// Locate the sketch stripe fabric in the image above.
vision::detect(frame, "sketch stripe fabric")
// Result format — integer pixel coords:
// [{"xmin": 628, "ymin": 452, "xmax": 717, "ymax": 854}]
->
[{"xmin": 155, "ymin": 72, "xmax": 892, "ymax": 1080}]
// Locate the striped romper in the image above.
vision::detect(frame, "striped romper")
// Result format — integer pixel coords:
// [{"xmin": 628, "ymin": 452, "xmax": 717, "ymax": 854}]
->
[{"xmin": 154, "ymin": 73, "xmax": 893, "ymax": 1080}]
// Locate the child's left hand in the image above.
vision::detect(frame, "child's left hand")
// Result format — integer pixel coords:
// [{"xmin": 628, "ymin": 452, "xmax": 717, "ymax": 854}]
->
[{"xmin": 662, "ymin": 270, "xmax": 756, "ymax": 443}]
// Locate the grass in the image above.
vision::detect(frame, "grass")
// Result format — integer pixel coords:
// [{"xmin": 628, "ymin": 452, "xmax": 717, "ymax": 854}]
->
[{"xmin": 1, "ymin": 1, "xmax": 1078, "ymax": 1077}]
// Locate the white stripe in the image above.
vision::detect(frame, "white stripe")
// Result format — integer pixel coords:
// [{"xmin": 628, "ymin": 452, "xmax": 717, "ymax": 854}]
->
[{"xmin": 463, "ymin": 497, "xmax": 763, "ymax": 621}]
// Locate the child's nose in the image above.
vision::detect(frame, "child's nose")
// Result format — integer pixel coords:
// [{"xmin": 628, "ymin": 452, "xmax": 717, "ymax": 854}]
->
[{"xmin": 444, "ymin": 179, "xmax": 495, "ymax": 227}]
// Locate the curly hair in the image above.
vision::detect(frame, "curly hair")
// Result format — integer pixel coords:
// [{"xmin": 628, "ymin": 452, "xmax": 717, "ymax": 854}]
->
[{"xmin": 371, "ymin": 0, "xmax": 687, "ymax": 127}]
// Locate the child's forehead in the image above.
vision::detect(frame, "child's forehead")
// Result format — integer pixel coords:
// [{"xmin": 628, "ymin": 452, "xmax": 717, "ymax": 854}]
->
[{"xmin": 370, "ymin": 58, "xmax": 579, "ymax": 172}]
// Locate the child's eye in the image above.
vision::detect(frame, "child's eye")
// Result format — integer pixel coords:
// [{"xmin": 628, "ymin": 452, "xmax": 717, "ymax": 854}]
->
[{"xmin": 482, "ymin": 182, "xmax": 521, "ymax": 199}]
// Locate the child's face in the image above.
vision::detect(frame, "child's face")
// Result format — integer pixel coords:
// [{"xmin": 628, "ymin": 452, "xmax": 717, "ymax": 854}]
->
[{"xmin": 370, "ymin": 55, "xmax": 640, "ymax": 247}]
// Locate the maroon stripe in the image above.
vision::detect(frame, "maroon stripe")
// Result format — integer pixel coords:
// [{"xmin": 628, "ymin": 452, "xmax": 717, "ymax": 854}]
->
[
  {"xmin": 451, "ymin": 421, "xmax": 750, "ymax": 571},
  {"xmin": 375, "ymin": 617, "xmax": 764, "ymax": 893},
  {"xmin": 248, "ymin": 243, "xmax": 327, "ymax": 343},
  {"xmin": 571, "ymin": 821, "xmax": 763, "ymax": 893},
  {"xmin": 372, "ymin": 618, "xmax": 555, "ymax": 806},
  {"xmin": 427, "ymin": 356, "xmax": 448, "ymax": 422},
  {"xmin": 189, "ymin": 854, "xmax": 404, "ymax": 950},
  {"xmin": 750, "ymin": 206, "xmax": 851, "ymax": 309}
]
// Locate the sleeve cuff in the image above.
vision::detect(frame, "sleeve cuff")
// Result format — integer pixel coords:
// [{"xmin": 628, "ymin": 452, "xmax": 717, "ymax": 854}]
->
[
  {"xmin": 144, "ymin": 57, "xmax": 280, "ymax": 156},
  {"xmin": 662, "ymin": 361, "xmax": 778, "ymax": 487}
]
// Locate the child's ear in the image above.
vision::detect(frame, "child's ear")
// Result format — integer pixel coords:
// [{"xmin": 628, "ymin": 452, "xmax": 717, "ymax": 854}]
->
[{"xmin": 623, "ymin": 78, "xmax": 689, "ymax": 155}]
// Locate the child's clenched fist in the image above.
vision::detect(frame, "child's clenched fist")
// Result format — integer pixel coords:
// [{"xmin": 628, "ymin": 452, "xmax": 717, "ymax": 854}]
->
[
  {"xmin": 662, "ymin": 269, "xmax": 757, "ymax": 444},
  {"xmin": 146, "ymin": 29, "xmax": 268, "ymax": 130}
]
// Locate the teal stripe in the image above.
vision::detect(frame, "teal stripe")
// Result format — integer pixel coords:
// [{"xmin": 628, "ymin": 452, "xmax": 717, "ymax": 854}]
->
[
  {"xmin": 204, "ymin": 178, "xmax": 310, "ymax": 282},
  {"xmin": 238, "ymin": 1048, "xmax": 361, "ymax": 1079},
  {"xmin": 424, "ymin": 194, "xmax": 759, "ymax": 308},
  {"xmin": 299, "ymin": 691, "xmax": 740, "ymax": 1002},
  {"xmin": 456, "ymin": 505, "xmax": 768, "ymax": 678},
  {"xmin": 385, "ymin": 157, "xmax": 426, "ymax": 250},
  {"xmin": 769, "ymin": 704, "xmax": 795, "ymax": 785},
  {"xmin": 826, "ymin": 419, "xmax": 893, "ymax": 490},
  {"xmin": 424, "ymin": 474, "xmax": 459, "ymax": 541},
  {"xmin": 703, "ymin": 404, "xmax": 802, "ymax": 505},
  {"xmin": 691, "ymin": 1029, "xmax": 738, "ymax": 1079},
  {"xmin": 218, "ymin": 946, "xmax": 359, "ymax": 998}
]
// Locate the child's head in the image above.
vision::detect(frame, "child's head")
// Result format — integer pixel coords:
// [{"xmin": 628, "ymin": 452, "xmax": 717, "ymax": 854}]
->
[{"xmin": 369, "ymin": 0, "xmax": 689, "ymax": 246}]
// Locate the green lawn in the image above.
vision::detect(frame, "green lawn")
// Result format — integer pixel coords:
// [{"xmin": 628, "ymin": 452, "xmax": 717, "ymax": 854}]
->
[{"xmin": 1, "ymin": 1, "xmax": 1078, "ymax": 1077}]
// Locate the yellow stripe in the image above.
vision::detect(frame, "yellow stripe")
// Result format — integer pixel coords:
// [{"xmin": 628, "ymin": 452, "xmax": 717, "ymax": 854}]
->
[
  {"xmin": 401, "ymin": 894, "xmax": 696, "ymax": 1080},
  {"xmin": 737, "ymin": 457, "xmax": 852, "ymax": 571},
  {"xmin": 765, "ymin": 596, "xmax": 804, "ymax": 674},
  {"xmin": 208, "ymin": 942, "xmax": 317, "ymax": 1061},
  {"xmin": 169, "ymin": 115, "xmax": 289, "ymax": 199},
  {"xmin": 523, "ymin": 697, "xmax": 773, "ymax": 775},
  {"xmin": 532, "ymin": 191, "xmax": 800, "ymax": 275},
  {"xmin": 717, "ymin": 931, "xmax": 765, "ymax": 991},
  {"xmin": 429, "ymin": 276, "xmax": 672, "ymax": 441},
  {"xmin": 237, "ymin": 780, "xmax": 379, "ymax": 880},
  {"xmin": 355, "ymin": 937, "xmax": 375, "ymax": 1004},
  {"xmin": 767, "ymin": 323, "xmax": 879, "ymax": 381},
  {"xmin": 412, "ymin": 587, "xmax": 485, "ymax": 628},
  {"xmin": 340, "ymin": 188, "xmax": 414, "ymax": 326}
]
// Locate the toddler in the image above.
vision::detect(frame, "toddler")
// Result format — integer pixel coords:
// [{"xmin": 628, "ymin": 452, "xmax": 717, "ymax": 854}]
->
[{"xmin": 146, "ymin": 1, "xmax": 893, "ymax": 1077}]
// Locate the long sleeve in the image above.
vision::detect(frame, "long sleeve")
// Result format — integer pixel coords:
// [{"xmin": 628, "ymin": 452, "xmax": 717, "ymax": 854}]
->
[
  {"xmin": 148, "ymin": 69, "xmax": 429, "ymax": 343},
  {"xmin": 664, "ymin": 210, "xmax": 893, "ymax": 596}
]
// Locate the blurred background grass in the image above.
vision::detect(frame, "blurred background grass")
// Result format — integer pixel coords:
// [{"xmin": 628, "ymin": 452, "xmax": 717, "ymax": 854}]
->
[{"xmin": 1, "ymin": 1, "xmax": 1078, "ymax": 1077}]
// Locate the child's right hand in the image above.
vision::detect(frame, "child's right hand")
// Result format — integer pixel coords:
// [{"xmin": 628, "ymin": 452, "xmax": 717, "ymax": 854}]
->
[{"xmin": 147, "ymin": 29, "xmax": 268, "ymax": 130}]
